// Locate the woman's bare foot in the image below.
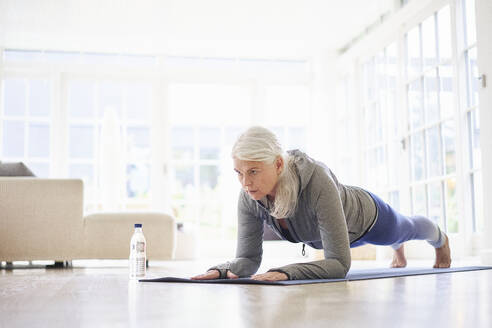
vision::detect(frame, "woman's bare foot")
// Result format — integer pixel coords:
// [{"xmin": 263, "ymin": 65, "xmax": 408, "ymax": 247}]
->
[
  {"xmin": 391, "ymin": 244, "xmax": 407, "ymax": 268},
  {"xmin": 434, "ymin": 234, "xmax": 451, "ymax": 268}
]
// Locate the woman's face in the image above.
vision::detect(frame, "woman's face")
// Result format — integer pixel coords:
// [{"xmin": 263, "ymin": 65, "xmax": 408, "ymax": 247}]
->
[{"xmin": 233, "ymin": 157, "xmax": 283, "ymax": 201}]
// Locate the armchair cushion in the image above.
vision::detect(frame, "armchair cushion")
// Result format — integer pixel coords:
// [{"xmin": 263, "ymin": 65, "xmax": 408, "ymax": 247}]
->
[{"xmin": 83, "ymin": 212, "xmax": 176, "ymax": 260}]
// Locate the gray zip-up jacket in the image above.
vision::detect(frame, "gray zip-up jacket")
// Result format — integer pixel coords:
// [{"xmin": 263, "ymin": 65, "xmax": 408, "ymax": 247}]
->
[{"xmin": 210, "ymin": 150, "xmax": 377, "ymax": 280}]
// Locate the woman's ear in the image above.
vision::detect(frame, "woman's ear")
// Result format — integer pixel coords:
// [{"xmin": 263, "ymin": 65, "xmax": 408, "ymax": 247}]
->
[{"xmin": 276, "ymin": 156, "xmax": 284, "ymax": 174}]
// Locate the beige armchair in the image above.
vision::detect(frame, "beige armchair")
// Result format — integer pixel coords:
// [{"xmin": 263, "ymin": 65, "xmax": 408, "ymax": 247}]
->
[{"xmin": 0, "ymin": 178, "xmax": 176, "ymax": 264}]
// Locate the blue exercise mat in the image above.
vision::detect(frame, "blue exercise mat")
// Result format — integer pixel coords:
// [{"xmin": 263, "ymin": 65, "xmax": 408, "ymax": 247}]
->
[{"xmin": 139, "ymin": 266, "xmax": 492, "ymax": 285}]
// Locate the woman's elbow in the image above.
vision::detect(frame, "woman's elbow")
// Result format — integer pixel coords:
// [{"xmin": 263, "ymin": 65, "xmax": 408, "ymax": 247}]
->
[
  {"xmin": 336, "ymin": 257, "xmax": 351, "ymax": 278},
  {"xmin": 341, "ymin": 262, "xmax": 351, "ymax": 278}
]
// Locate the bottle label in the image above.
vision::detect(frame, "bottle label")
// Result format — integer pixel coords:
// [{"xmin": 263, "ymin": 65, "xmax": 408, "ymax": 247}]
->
[
  {"xmin": 136, "ymin": 241, "xmax": 145, "ymax": 252},
  {"xmin": 136, "ymin": 258, "xmax": 145, "ymax": 274},
  {"xmin": 132, "ymin": 241, "xmax": 145, "ymax": 252}
]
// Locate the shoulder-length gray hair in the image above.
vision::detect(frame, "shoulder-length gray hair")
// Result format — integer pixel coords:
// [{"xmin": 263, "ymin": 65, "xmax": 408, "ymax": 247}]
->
[{"xmin": 231, "ymin": 126, "xmax": 299, "ymax": 218}]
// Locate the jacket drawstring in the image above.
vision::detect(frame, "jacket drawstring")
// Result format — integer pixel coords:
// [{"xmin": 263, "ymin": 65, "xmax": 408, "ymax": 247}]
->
[{"xmin": 301, "ymin": 244, "xmax": 306, "ymax": 257}]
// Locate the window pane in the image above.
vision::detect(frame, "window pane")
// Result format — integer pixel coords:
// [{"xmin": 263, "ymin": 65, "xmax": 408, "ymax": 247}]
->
[
  {"xmin": 269, "ymin": 126, "xmax": 286, "ymax": 147},
  {"xmin": 287, "ymin": 127, "xmax": 307, "ymax": 151},
  {"xmin": 411, "ymin": 132, "xmax": 425, "ymax": 181},
  {"xmin": 2, "ymin": 120, "xmax": 24, "ymax": 157},
  {"xmin": 199, "ymin": 128, "xmax": 220, "ymax": 160},
  {"xmin": 375, "ymin": 102, "xmax": 384, "ymax": 144},
  {"xmin": 366, "ymin": 147, "xmax": 387, "ymax": 188},
  {"xmin": 69, "ymin": 80, "xmax": 95, "ymax": 118},
  {"xmin": 412, "ymin": 185, "xmax": 427, "ymax": 217},
  {"xmin": 126, "ymin": 83, "xmax": 151, "ymax": 121},
  {"xmin": 467, "ymin": 47, "xmax": 479, "ymax": 107},
  {"xmin": 29, "ymin": 79, "xmax": 50, "ymax": 117},
  {"xmin": 406, "ymin": 26, "xmax": 421, "ymax": 79},
  {"xmin": 388, "ymin": 140, "xmax": 401, "ymax": 186},
  {"xmin": 445, "ymin": 178, "xmax": 458, "ymax": 233},
  {"xmin": 424, "ymin": 69, "xmax": 440, "ymax": 124},
  {"xmin": 127, "ymin": 163, "xmax": 150, "ymax": 199},
  {"xmin": 127, "ymin": 127, "xmax": 150, "ymax": 148},
  {"xmin": 70, "ymin": 164, "xmax": 94, "ymax": 184},
  {"xmin": 442, "ymin": 120, "xmax": 456, "ymax": 174},
  {"xmin": 464, "ymin": 0, "xmax": 477, "ymax": 46},
  {"xmin": 470, "ymin": 108, "xmax": 481, "ymax": 169},
  {"xmin": 172, "ymin": 165, "xmax": 195, "ymax": 201},
  {"xmin": 388, "ymin": 191, "xmax": 400, "ymax": 211},
  {"xmin": 426, "ymin": 126, "xmax": 442, "ymax": 177},
  {"xmin": 69, "ymin": 125, "xmax": 94, "ymax": 158},
  {"xmin": 173, "ymin": 203, "xmax": 196, "ymax": 224},
  {"xmin": 408, "ymin": 78, "xmax": 424, "ymax": 129},
  {"xmin": 437, "ymin": 6, "xmax": 452, "ymax": 63},
  {"xmin": 388, "ymin": 91, "xmax": 398, "ymax": 137},
  {"xmin": 3, "ymin": 78, "xmax": 26, "ymax": 116},
  {"xmin": 225, "ymin": 126, "xmax": 245, "ymax": 149},
  {"xmin": 127, "ymin": 127, "xmax": 150, "ymax": 161},
  {"xmin": 376, "ymin": 50, "xmax": 387, "ymax": 92},
  {"xmin": 98, "ymin": 82, "xmax": 122, "ymax": 118},
  {"xmin": 365, "ymin": 106, "xmax": 374, "ymax": 147},
  {"xmin": 171, "ymin": 127, "xmax": 194, "ymax": 160},
  {"xmin": 366, "ymin": 102, "xmax": 383, "ymax": 145},
  {"xmin": 428, "ymin": 181, "xmax": 443, "ymax": 226},
  {"xmin": 387, "ymin": 43, "xmax": 398, "ymax": 90},
  {"xmin": 363, "ymin": 59, "xmax": 376, "ymax": 102},
  {"xmin": 422, "ymin": 15, "xmax": 437, "ymax": 69},
  {"xmin": 199, "ymin": 201, "xmax": 222, "ymax": 230},
  {"xmin": 439, "ymin": 64, "xmax": 454, "ymax": 119},
  {"xmin": 472, "ymin": 172, "xmax": 483, "ymax": 231},
  {"xmin": 28, "ymin": 123, "xmax": 50, "ymax": 157},
  {"xmin": 26, "ymin": 162, "xmax": 49, "ymax": 177},
  {"xmin": 200, "ymin": 165, "xmax": 219, "ymax": 189},
  {"xmin": 365, "ymin": 151, "xmax": 376, "ymax": 187}
]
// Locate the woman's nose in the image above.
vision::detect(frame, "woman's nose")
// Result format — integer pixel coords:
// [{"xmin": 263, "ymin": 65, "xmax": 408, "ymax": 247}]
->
[{"xmin": 242, "ymin": 176, "xmax": 251, "ymax": 187}]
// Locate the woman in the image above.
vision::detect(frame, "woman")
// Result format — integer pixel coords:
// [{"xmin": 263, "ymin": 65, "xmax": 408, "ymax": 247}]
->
[{"xmin": 192, "ymin": 126, "xmax": 451, "ymax": 281}]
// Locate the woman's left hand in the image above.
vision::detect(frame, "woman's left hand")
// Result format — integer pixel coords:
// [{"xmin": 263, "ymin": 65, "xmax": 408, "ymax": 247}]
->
[{"xmin": 251, "ymin": 271, "xmax": 288, "ymax": 281}]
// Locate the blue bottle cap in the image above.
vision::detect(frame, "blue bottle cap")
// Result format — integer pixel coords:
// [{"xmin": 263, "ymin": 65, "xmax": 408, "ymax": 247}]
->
[{"xmin": 134, "ymin": 223, "xmax": 142, "ymax": 228}]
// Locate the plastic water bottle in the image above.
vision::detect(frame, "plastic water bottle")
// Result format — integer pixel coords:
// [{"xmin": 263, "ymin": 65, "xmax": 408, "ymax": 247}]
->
[{"xmin": 129, "ymin": 223, "xmax": 146, "ymax": 279}]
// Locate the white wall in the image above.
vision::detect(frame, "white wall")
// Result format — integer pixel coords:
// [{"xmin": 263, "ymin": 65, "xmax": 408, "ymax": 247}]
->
[{"xmin": 0, "ymin": 0, "xmax": 394, "ymax": 58}]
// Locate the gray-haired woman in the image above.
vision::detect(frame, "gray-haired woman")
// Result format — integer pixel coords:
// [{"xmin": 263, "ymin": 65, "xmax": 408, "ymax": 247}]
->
[{"xmin": 192, "ymin": 126, "xmax": 451, "ymax": 281}]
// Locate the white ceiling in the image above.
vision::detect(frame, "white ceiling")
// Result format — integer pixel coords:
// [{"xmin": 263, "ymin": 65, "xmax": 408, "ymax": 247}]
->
[{"xmin": 0, "ymin": 0, "xmax": 394, "ymax": 57}]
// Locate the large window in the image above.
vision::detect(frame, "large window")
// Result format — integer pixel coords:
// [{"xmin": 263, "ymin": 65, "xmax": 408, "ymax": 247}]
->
[
  {"xmin": 355, "ymin": 0, "xmax": 481, "ymax": 238},
  {"xmin": 67, "ymin": 78, "xmax": 153, "ymax": 211},
  {"xmin": 0, "ymin": 50, "xmax": 311, "ymax": 243},
  {"xmin": 335, "ymin": 75, "xmax": 359, "ymax": 185},
  {"xmin": 361, "ymin": 42, "xmax": 401, "ymax": 210},
  {"xmin": 1, "ymin": 76, "xmax": 52, "ymax": 177},
  {"xmin": 168, "ymin": 83, "xmax": 251, "ymax": 239},
  {"xmin": 168, "ymin": 83, "xmax": 309, "ymax": 240},
  {"xmin": 405, "ymin": 6, "xmax": 457, "ymax": 232}
]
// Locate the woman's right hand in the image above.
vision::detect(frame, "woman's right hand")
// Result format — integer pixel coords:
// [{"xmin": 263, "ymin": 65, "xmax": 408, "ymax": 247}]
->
[{"xmin": 190, "ymin": 270, "xmax": 239, "ymax": 280}]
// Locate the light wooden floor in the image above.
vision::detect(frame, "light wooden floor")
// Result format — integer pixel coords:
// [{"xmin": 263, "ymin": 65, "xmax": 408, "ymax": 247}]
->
[{"xmin": 1, "ymin": 260, "xmax": 491, "ymax": 328}]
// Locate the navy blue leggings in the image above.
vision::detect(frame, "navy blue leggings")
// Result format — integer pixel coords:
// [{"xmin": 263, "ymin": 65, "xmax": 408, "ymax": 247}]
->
[{"xmin": 351, "ymin": 191, "xmax": 444, "ymax": 249}]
